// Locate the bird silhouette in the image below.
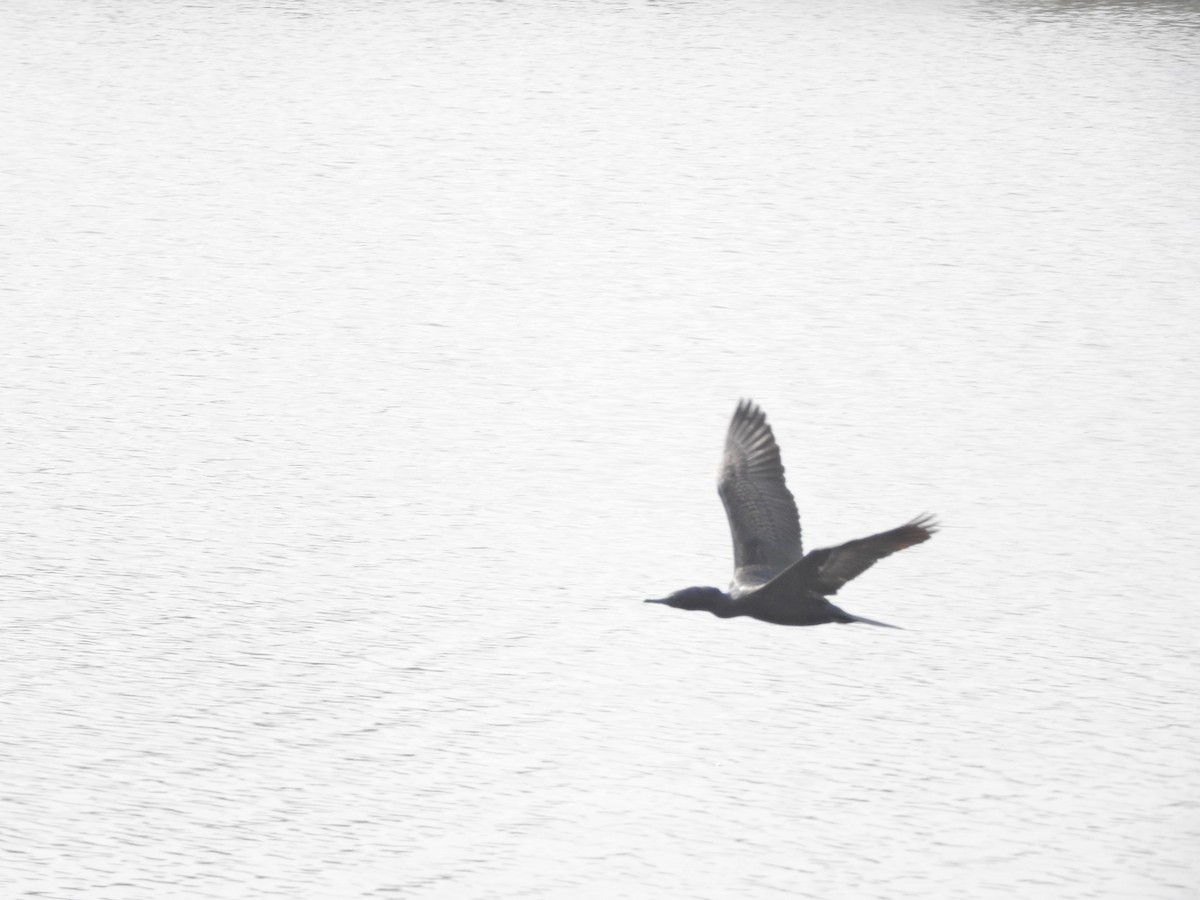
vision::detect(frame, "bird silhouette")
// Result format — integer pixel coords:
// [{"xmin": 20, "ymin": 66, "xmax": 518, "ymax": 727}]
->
[{"xmin": 645, "ymin": 400, "xmax": 936, "ymax": 627}]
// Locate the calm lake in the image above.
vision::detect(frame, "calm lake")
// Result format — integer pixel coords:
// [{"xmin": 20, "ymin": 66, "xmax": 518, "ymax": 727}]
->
[{"xmin": 2, "ymin": 0, "xmax": 1198, "ymax": 897}]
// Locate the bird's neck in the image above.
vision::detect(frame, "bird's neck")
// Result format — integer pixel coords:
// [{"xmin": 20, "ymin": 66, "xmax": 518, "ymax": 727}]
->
[{"xmin": 709, "ymin": 596, "xmax": 742, "ymax": 618}]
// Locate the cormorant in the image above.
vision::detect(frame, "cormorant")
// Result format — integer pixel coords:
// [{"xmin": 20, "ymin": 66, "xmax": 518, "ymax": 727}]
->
[{"xmin": 645, "ymin": 400, "xmax": 937, "ymax": 628}]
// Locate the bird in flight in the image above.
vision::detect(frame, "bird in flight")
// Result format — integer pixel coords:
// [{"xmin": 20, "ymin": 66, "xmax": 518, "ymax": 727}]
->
[{"xmin": 645, "ymin": 400, "xmax": 937, "ymax": 628}]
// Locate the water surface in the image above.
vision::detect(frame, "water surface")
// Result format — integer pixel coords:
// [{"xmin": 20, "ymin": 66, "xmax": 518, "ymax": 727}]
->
[{"xmin": 2, "ymin": 0, "xmax": 1198, "ymax": 897}]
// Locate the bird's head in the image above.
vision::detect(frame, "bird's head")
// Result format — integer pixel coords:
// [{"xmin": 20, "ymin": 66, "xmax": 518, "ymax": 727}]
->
[{"xmin": 644, "ymin": 586, "xmax": 731, "ymax": 613}]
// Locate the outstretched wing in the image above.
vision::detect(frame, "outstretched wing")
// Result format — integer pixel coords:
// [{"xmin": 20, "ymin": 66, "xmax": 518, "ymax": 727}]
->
[
  {"xmin": 782, "ymin": 514, "xmax": 938, "ymax": 596},
  {"xmin": 717, "ymin": 399, "xmax": 803, "ymax": 582}
]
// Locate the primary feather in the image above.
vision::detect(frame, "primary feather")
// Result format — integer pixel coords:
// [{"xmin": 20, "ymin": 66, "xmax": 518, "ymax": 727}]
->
[{"xmin": 718, "ymin": 399, "xmax": 803, "ymax": 597}]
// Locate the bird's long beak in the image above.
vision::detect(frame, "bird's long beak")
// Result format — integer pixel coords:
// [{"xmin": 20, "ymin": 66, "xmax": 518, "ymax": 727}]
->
[{"xmin": 644, "ymin": 598, "xmax": 666, "ymax": 604}]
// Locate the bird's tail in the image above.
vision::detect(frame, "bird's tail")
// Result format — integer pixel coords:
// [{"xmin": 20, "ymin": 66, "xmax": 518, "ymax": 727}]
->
[{"xmin": 843, "ymin": 613, "xmax": 902, "ymax": 629}]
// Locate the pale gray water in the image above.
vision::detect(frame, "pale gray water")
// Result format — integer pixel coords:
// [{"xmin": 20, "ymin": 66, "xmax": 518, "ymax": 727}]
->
[{"xmin": 2, "ymin": 0, "xmax": 1199, "ymax": 897}]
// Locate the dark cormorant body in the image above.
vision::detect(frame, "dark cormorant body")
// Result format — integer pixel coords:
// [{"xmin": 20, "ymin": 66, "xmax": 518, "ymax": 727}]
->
[{"xmin": 644, "ymin": 400, "xmax": 937, "ymax": 628}]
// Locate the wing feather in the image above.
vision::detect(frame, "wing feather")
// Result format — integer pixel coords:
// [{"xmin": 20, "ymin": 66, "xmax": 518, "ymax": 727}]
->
[
  {"xmin": 782, "ymin": 514, "xmax": 938, "ymax": 596},
  {"xmin": 717, "ymin": 399, "xmax": 803, "ymax": 580}
]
